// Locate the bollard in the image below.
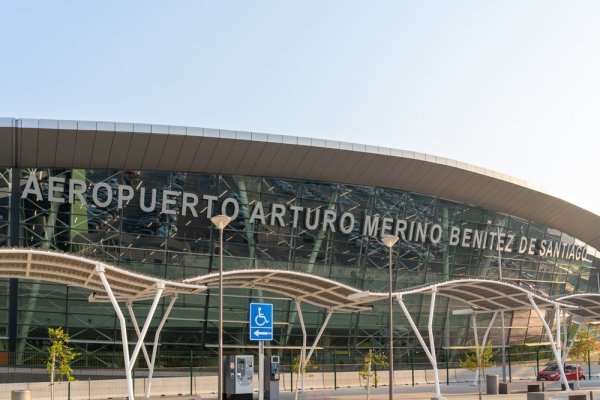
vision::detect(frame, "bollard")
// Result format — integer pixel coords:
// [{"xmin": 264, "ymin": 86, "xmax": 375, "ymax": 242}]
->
[
  {"xmin": 527, "ymin": 384, "xmax": 541, "ymax": 392},
  {"xmin": 486, "ymin": 374, "xmax": 499, "ymax": 395},
  {"xmin": 332, "ymin": 351, "xmax": 337, "ymax": 390},
  {"xmin": 499, "ymin": 382, "xmax": 510, "ymax": 394},
  {"xmin": 11, "ymin": 390, "xmax": 31, "ymax": 400}
]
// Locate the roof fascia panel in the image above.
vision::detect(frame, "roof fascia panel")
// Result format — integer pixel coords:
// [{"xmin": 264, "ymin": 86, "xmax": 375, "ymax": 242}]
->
[
  {"xmin": 123, "ymin": 132, "xmax": 150, "ymax": 170},
  {"xmin": 140, "ymin": 133, "xmax": 169, "ymax": 171},
  {"xmin": 270, "ymin": 145, "xmax": 310, "ymax": 178},
  {"xmin": 72, "ymin": 130, "xmax": 96, "ymax": 168},
  {"xmin": 204, "ymin": 138, "xmax": 235, "ymax": 174},
  {"xmin": 230, "ymin": 141, "xmax": 266, "ymax": 175},
  {"xmin": 249, "ymin": 142, "xmax": 282, "ymax": 176},
  {"xmin": 189, "ymin": 137, "xmax": 219, "ymax": 172},
  {"xmin": 36, "ymin": 128, "xmax": 59, "ymax": 167},
  {"xmin": 108, "ymin": 131, "xmax": 134, "ymax": 170},
  {"xmin": 172, "ymin": 136, "xmax": 203, "ymax": 172},
  {"xmin": 0, "ymin": 126, "xmax": 14, "ymax": 167},
  {"xmin": 54, "ymin": 130, "xmax": 77, "ymax": 168},
  {"xmin": 91, "ymin": 130, "xmax": 116, "ymax": 169},
  {"xmin": 157, "ymin": 134, "xmax": 187, "ymax": 171}
]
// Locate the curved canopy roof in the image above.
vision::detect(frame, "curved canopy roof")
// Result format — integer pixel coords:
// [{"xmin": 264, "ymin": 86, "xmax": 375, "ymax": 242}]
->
[
  {"xmin": 1, "ymin": 118, "xmax": 598, "ymax": 250},
  {"xmin": 0, "ymin": 248, "xmax": 206, "ymax": 302},
  {"xmin": 0, "ymin": 249, "xmax": 587, "ymax": 316},
  {"xmin": 388, "ymin": 279, "xmax": 567, "ymax": 312},
  {"xmin": 555, "ymin": 293, "xmax": 600, "ymax": 320},
  {"xmin": 184, "ymin": 269, "xmax": 374, "ymax": 312},
  {"xmin": 184, "ymin": 271, "xmax": 573, "ymax": 313}
]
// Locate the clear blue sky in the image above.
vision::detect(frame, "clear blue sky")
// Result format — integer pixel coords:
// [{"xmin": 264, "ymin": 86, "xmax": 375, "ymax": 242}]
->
[{"xmin": 1, "ymin": 1, "xmax": 599, "ymax": 214}]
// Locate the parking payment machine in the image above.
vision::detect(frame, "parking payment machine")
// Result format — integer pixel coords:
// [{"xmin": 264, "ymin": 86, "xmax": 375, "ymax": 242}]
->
[
  {"xmin": 270, "ymin": 355, "xmax": 280, "ymax": 381},
  {"xmin": 223, "ymin": 355, "xmax": 254, "ymax": 400},
  {"xmin": 263, "ymin": 355, "xmax": 280, "ymax": 400}
]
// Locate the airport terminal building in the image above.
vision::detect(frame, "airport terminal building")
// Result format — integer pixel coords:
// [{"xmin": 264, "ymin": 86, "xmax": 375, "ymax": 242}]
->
[{"xmin": 0, "ymin": 117, "xmax": 599, "ymax": 370}]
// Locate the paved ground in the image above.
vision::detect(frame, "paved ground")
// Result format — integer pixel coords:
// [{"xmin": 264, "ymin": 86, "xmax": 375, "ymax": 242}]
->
[{"xmin": 146, "ymin": 380, "xmax": 600, "ymax": 400}]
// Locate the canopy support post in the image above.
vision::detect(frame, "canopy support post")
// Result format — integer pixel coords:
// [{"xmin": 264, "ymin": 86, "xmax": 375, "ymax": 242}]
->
[
  {"xmin": 428, "ymin": 287, "xmax": 442, "ymax": 399},
  {"xmin": 305, "ymin": 309, "xmax": 333, "ymax": 365},
  {"xmin": 472, "ymin": 312, "xmax": 498, "ymax": 385},
  {"xmin": 397, "ymin": 289, "xmax": 445, "ymax": 400},
  {"xmin": 561, "ymin": 311, "xmax": 568, "ymax": 363},
  {"xmin": 146, "ymin": 295, "xmax": 178, "ymax": 398},
  {"xmin": 294, "ymin": 299, "xmax": 307, "ymax": 400},
  {"xmin": 500, "ymin": 310, "xmax": 507, "ymax": 382},
  {"xmin": 128, "ymin": 283, "xmax": 164, "ymax": 371},
  {"xmin": 126, "ymin": 302, "xmax": 152, "ymax": 371},
  {"xmin": 529, "ymin": 295, "xmax": 570, "ymax": 390},
  {"xmin": 96, "ymin": 264, "xmax": 135, "ymax": 400}
]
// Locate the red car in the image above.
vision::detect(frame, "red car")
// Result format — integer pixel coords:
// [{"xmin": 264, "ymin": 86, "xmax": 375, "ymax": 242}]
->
[{"xmin": 537, "ymin": 364, "xmax": 585, "ymax": 381}]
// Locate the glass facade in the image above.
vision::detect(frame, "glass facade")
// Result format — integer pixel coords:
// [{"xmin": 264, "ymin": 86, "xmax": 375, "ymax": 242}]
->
[{"xmin": 1, "ymin": 167, "xmax": 599, "ymax": 367}]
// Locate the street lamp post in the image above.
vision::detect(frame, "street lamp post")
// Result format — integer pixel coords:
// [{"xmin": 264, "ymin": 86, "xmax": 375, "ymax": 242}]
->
[
  {"xmin": 381, "ymin": 235, "xmax": 399, "ymax": 400},
  {"xmin": 211, "ymin": 214, "xmax": 232, "ymax": 400}
]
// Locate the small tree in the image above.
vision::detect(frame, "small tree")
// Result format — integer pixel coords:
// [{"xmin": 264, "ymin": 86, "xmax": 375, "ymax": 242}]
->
[
  {"xmin": 569, "ymin": 330, "xmax": 600, "ymax": 388},
  {"xmin": 359, "ymin": 349, "xmax": 388, "ymax": 399},
  {"xmin": 459, "ymin": 343, "xmax": 497, "ymax": 400},
  {"xmin": 47, "ymin": 327, "xmax": 79, "ymax": 400},
  {"xmin": 291, "ymin": 353, "xmax": 315, "ymax": 375},
  {"xmin": 291, "ymin": 353, "xmax": 316, "ymax": 400}
]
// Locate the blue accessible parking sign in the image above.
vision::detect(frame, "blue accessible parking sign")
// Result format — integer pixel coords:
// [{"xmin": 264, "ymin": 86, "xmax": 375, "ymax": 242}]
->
[{"xmin": 249, "ymin": 303, "xmax": 273, "ymax": 341}]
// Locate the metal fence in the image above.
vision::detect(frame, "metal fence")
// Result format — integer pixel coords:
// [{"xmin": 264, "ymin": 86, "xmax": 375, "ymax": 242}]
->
[{"xmin": 1, "ymin": 346, "xmax": 593, "ymax": 385}]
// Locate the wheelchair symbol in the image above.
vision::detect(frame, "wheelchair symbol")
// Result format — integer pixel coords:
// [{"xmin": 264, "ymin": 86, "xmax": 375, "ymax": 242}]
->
[{"xmin": 254, "ymin": 307, "xmax": 269, "ymax": 327}]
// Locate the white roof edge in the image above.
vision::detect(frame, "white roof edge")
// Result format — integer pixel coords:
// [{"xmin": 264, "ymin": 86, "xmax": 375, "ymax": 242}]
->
[{"xmin": 1, "ymin": 116, "xmax": 548, "ymax": 195}]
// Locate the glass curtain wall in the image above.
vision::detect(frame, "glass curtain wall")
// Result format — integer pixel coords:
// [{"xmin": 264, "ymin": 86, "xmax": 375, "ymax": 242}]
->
[{"xmin": 1, "ymin": 167, "xmax": 597, "ymax": 367}]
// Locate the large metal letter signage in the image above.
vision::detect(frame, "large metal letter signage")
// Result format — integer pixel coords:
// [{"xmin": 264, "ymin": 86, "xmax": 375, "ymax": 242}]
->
[{"xmin": 250, "ymin": 303, "xmax": 273, "ymax": 341}]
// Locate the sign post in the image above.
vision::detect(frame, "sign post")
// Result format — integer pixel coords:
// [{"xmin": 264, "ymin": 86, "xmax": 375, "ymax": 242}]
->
[{"xmin": 250, "ymin": 303, "xmax": 273, "ymax": 400}]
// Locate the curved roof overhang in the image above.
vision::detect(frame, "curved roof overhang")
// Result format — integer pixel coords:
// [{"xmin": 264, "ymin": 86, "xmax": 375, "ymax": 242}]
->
[
  {"xmin": 184, "ymin": 269, "xmax": 373, "ymax": 312},
  {"xmin": 1, "ymin": 118, "xmax": 599, "ymax": 250},
  {"xmin": 0, "ymin": 248, "xmax": 206, "ymax": 302},
  {"xmin": 385, "ymin": 279, "xmax": 567, "ymax": 312},
  {"xmin": 555, "ymin": 293, "xmax": 600, "ymax": 320},
  {"xmin": 0, "ymin": 249, "xmax": 585, "ymax": 316}
]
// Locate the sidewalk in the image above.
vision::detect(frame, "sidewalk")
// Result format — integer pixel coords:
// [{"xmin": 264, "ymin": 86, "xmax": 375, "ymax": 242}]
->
[{"xmin": 167, "ymin": 380, "xmax": 599, "ymax": 400}]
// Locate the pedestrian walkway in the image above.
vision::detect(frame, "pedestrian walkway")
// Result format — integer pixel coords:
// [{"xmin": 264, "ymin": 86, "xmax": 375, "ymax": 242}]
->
[{"xmin": 148, "ymin": 380, "xmax": 599, "ymax": 400}]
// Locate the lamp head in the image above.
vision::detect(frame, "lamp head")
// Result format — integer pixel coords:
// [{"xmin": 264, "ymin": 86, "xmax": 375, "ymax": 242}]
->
[
  {"xmin": 211, "ymin": 215, "xmax": 232, "ymax": 230},
  {"xmin": 381, "ymin": 235, "xmax": 399, "ymax": 248}
]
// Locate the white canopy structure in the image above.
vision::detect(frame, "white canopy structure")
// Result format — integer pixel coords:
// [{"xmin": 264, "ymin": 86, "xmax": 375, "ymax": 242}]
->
[
  {"xmin": 553, "ymin": 293, "xmax": 600, "ymax": 373},
  {"xmin": 387, "ymin": 279, "xmax": 577, "ymax": 400},
  {"xmin": 0, "ymin": 249, "xmax": 594, "ymax": 400},
  {"xmin": 0, "ymin": 248, "xmax": 206, "ymax": 400},
  {"xmin": 184, "ymin": 269, "xmax": 377, "ymax": 398},
  {"xmin": 557, "ymin": 293, "xmax": 600, "ymax": 320},
  {"xmin": 184, "ymin": 268, "xmax": 374, "ymax": 312}
]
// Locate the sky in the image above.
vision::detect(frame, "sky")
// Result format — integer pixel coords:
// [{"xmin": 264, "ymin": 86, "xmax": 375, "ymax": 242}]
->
[{"xmin": 1, "ymin": 1, "xmax": 599, "ymax": 214}]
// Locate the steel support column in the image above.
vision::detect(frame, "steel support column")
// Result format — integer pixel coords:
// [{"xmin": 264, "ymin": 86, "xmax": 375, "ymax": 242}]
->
[
  {"xmin": 428, "ymin": 287, "xmax": 442, "ymax": 399},
  {"xmin": 305, "ymin": 309, "xmax": 333, "ymax": 365},
  {"xmin": 127, "ymin": 303, "xmax": 152, "ymax": 371},
  {"xmin": 294, "ymin": 299, "xmax": 307, "ymax": 400},
  {"xmin": 528, "ymin": 295, "xmax": 569, "ymax": 390},
  {"xmin": 127, "ymin": 295, "xmax": 178, "ymax": 398},
  {"xmin": 146, "ymin": 296, "xmax": 178, "ymax": 397},
  {"xmin": 397, "ymin": 290, "xmax": 445, "ymax": 400},
  {"xmin": 96, "ymin": 264, "xmax": 134, "ymax": 400},
  {"xmin": 472, "ymin": 312, "xmax": 497, "ymax": 385},
  {"xmin": 96, "ymin": 263, "xmax": 166, "ymax": 400},
  {"xmin": 472, "ymin": 313, "xmax": 480, "ymax": 386}
]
